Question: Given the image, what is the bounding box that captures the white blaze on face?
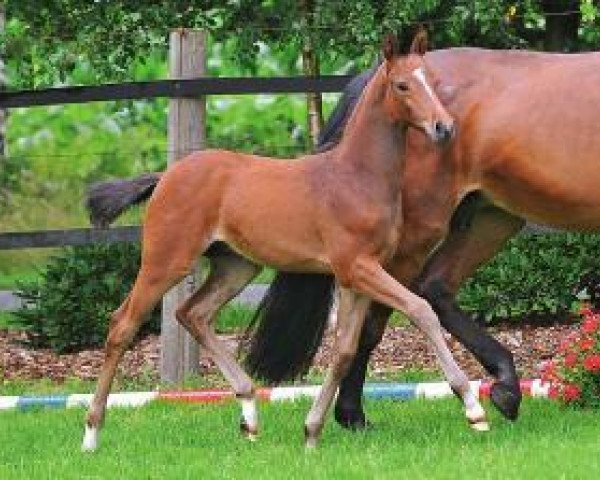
[412,67,437,102]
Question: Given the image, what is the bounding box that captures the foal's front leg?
[351,257,489,432]
[304,288,372,448]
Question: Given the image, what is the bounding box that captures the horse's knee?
[105,309,138,351]
[175,305,211,343]
[414,276,451,307]
[407,298,439,330]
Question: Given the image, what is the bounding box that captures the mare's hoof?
[240,420,258,442]
[490,382,522,421]
[334,407,371,431]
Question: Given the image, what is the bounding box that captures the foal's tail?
[86,173,161,227]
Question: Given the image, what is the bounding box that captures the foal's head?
[382,31,455,144]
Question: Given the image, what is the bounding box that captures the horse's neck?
[336,70,407,181]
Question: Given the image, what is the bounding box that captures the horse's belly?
[484,170,600,231]
[214,217,330,273]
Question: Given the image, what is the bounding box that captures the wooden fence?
[0,73,352,252]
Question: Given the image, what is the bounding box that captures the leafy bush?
[541,304,600,408]
[12,243,159,353]
[457,232,600,323]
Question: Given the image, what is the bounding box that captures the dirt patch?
[0,321,575,385]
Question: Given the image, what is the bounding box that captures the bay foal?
[83,32,486,451]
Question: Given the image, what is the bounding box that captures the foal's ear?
[409,27,428,56]
[382,34,400,61]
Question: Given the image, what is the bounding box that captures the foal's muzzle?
[433,120,456,144]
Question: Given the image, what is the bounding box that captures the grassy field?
[0,398,599,479]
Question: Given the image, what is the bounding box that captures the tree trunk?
[542,0,580,52]
[300,0,323,150]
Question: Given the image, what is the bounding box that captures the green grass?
[0,399,599,479]
[0,311,17,329]
[216,304,255,334]
[0,268,42,289]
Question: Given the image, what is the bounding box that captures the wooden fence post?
[160,29,206,384]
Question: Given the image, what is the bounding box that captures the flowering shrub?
[541,304,600,407]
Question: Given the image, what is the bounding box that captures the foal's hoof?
[240,420,258,442]
[334,407,371,431]
[81,425,99,453]
[304,426,319,449]
[490,382,522,421]
[468,418,490,432]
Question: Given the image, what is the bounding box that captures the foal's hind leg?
[350,257,489,432]
[304,288,371,447]
[82,262,188,452]
[175,253,261,439]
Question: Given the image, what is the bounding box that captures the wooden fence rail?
[0,75,353,109]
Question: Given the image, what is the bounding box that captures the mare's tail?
[86,173,161,227]
[243,67,376,383]
[243,273,335,382]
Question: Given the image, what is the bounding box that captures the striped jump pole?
[0,379,549,412]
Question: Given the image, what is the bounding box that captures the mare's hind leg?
[304,288,372,447]
[175,253,261,439]
[350,257,489,432]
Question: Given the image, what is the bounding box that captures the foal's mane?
[336,63,387,142]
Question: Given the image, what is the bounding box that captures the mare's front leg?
[415,199,524,420]
[334,302,390,430]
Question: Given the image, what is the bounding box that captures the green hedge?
[11,232,600,353]
[457,232,600,322]
[12,243,159,353]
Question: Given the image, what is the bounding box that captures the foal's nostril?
[433,121,455,142]
[434,121,445,137]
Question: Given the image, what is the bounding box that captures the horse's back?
[463,52,600,230]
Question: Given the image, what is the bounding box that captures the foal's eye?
[394,81,409,92]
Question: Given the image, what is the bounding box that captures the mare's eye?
[394,81,409,92]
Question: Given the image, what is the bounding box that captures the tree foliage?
[5,1,600,89]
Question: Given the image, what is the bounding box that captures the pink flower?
[583,354,600,372]
[540,360,556,382]
[582,316,600,334]
[548,384,560,399]
[564,352,578,368]
[579,337,595,351]
[562,384,581,402]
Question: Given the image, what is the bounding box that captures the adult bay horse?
[246,46,600,429]
[82,33,486,452]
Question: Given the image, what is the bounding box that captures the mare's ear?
[409,27,428,56]
[382,34,400,61]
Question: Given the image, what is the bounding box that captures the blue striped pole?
[0,379,548,412]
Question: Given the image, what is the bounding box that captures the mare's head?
[382,30,455,145]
